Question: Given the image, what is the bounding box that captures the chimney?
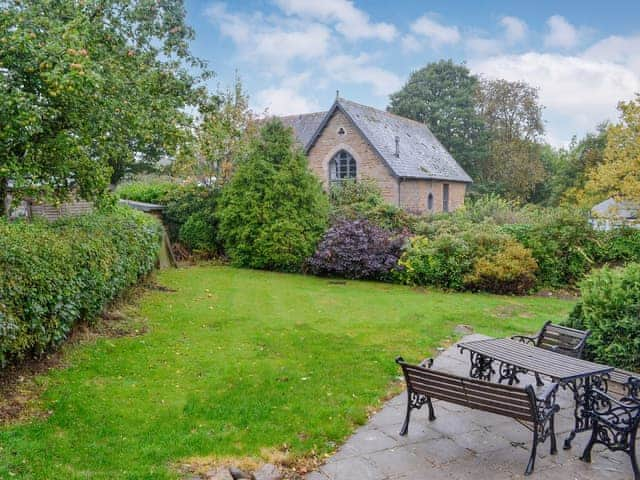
[394,135,400,157]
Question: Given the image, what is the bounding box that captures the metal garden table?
[457,337,613,449]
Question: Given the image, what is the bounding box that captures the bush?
[397,226,526,291]
[501,207,598,286]
[306,219,405,280]
[464,241,538,294]
[163,184,220,255]
[217,120,329,272]
[329,178,383,209]
[566,264,640,370]
[398,234,473,290]
[0,207,161,366]
[115,176,180,204]
[597,227,640,265]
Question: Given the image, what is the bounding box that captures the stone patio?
[305,334,635,480]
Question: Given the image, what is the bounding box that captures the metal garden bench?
[396,357,560,476]
[580,386,640,479]
[512,321,591,386]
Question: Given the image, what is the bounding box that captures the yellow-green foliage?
[464,241,538,294]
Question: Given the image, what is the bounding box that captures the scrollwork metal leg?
[469,352,495,381]
[525,428,538,476]
[498,362,525,385]
[400,390,429,436]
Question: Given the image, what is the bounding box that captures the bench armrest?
[534,382,560,421]
[587,388,640,431]
[511,334,537,346]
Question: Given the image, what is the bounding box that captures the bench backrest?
[537,321,590,357]
[398,360,536,422]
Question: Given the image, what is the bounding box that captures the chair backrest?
[537,321,590,357]
[397,359,536,422]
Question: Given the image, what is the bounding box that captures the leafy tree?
[174,76,256,186]
[476,79,546,202]
[579,96,640,204]
[388,60,488,178]
[0,0,209,213]
[217,120,329,272]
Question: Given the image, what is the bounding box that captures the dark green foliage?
[163,184,220,254]
[306,219,405,280]
[217,120,329,272]
[0,208,161,366]
[388,60,487,178]
[500,208,599,287]
[566,264,640,370]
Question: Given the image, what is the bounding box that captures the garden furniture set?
[397,322,640,477]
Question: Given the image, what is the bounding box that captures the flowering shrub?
[306,219,405,280]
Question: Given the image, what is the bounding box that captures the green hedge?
[115,177,180,204]
[0,207,162,366]
[566,263,640,370]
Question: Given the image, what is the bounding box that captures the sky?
[185,0,640,146]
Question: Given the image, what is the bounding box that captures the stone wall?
[306,110,399,205]
[399,179,466,213]
[306,109,467,213]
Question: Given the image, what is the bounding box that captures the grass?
[0,266,575,479]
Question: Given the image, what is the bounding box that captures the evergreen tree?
[217,120,329,272]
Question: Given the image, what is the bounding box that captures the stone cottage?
[280,96,472,214]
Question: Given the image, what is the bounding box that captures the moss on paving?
[0,266,574,479]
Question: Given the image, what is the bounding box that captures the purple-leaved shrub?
[306,219,405,280]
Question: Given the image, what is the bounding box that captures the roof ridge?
[337,97,431,130]
[277,111,326,120]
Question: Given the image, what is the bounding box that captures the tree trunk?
[0,177,8,218]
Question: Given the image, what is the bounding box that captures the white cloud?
[274,0,397,41]
[544,15,580,49]
[255,87,322,116]
[205,3,331,72]
[323,54,403,95]
[410,15,460,47]
[500,16,527,44]
[401,34,421,53]
[466,36,501,56]
[583,34,640,75]
[471,52,640,144]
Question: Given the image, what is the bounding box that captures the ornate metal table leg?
[498,362,524,385]
[564,376,593,450]
[468,351,495,381]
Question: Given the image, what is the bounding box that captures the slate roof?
[279,97,472,183]
[592,198,639,219]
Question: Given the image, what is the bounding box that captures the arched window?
[329,150,356,185]
[427,192,434,211]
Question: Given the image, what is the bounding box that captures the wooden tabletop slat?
[457,338,612,382]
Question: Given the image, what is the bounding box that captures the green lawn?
[0,266,574,479]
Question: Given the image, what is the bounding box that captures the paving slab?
[306,334,636,480]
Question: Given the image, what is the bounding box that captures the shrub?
[0,207,161,366]
[179,211,216,253]
[306,219,405,280]
[163,184,220,255]
[217,120,329,272]
[115,176,180,204]
[501,207,598,286]
[464,241,538,294]
[397,234,473,290]
[566,263,640,370]
[397,226,522,291]
[329,178,383,209]
[597,227,640,265]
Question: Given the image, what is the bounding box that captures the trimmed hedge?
[566,263,640,370]
[0,207,162,366]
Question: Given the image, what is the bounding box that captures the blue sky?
[186,0,640,146]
